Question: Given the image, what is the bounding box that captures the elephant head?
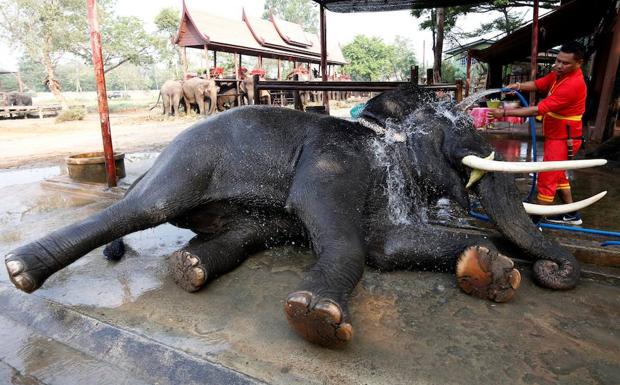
[358,84,606,290]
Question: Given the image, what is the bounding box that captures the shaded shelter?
[469,0,619,143]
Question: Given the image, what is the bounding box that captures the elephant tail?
[103,238,126,261]
[150,91,162,111]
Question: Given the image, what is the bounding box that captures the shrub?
[56,107,86,122]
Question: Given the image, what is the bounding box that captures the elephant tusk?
[462,155,607,173]
[465,152,494,189]
[523,191,607,215]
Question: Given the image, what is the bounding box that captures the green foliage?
[440,61,458,83]
[155,7,180,38]
[263,0,318,34]
[342,35,416,82]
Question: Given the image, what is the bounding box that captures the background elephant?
[216,84,239,111]
[159,80,184,116]
[182,77,218,116]
[240,76,271,105]
[8,92,33,106]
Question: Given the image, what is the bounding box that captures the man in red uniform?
[489,41,587,225]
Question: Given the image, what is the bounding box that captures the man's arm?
[505,80,537,92]
[488,105,538,119]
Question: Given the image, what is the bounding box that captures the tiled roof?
[175,2,347,65]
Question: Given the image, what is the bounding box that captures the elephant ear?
[359,84,433,128]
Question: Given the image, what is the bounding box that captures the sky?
[0,0,535,72]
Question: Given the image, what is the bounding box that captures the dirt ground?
[0,104,356,169]
[0,109,200,169]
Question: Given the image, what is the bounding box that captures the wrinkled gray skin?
[182,77,218,116]
[160,80,184,116]
[216,84,239,111]
[4,85,579,347]
[8,92,33,106]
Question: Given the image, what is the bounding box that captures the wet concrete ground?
[1,150,619,384]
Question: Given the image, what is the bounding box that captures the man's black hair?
[560,41,585,61]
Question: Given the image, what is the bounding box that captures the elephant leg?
[163,95,170,115]
[4,164,215,293]
[171,95,181,116]
[367,225,521,303]
[284,156,368,347]
[169,213,297,293]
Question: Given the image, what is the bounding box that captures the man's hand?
[487,108,505,119]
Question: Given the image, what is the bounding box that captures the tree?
[154,7,182,79]
[386,36,418,81]
[412,1,560,83]
[263,0,319,33]
[342,35,416,82]
[342,35,391,81]
[0,0,158,106]
[0,0,89,106]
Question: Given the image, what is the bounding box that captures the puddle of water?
[0,166,61,189]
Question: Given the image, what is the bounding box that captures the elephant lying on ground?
[5,84,607,348]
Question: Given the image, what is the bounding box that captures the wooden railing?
[251,74,463,111]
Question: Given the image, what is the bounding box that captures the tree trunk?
[40,52,68,109]
[433,8,445,83]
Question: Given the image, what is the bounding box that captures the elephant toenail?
[510,269,522,290]
[336,324,353,341]
[13,274,34,291]
[315,301,342,323]
[191,267,205,283]
[188,256,199,266]
[6,260,24,275]
[287,292,311,308]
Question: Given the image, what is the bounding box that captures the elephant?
[4,84,607,348]
[182,77,218,116]
[216,85,239,112]
[8,92,33,106]
[239,76,271,105]
[158,80,184,116]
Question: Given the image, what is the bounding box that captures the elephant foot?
[5,248,55,293]
[169,251,207,293]
[456,245,521,303]
[284,291,353,348]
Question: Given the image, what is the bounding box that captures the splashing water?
[371,137,414,225]
[455,88,504,111]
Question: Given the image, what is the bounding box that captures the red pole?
[529,0,539,107]
[87,0,116,187]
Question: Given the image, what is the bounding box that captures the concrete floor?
[1,156,619,385]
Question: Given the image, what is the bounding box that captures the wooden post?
[455,79,463,102]
[592,9,620,143]
[234,53,241,106]
[465,54,472,97]
[258,56,263,68]
[426,68,434,85]
[319,4,329,114]
[213,51,217,68]
[253,74,261,105]
[16,71,24,93]
[87,0,116,187]
[293,74,303,111]
[203,45,210,79]
[411,66,418,84]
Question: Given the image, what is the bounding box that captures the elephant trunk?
[475,172,580,290]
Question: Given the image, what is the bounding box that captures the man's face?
[553,51,582,77]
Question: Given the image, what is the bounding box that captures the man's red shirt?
[534,68,586,139]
